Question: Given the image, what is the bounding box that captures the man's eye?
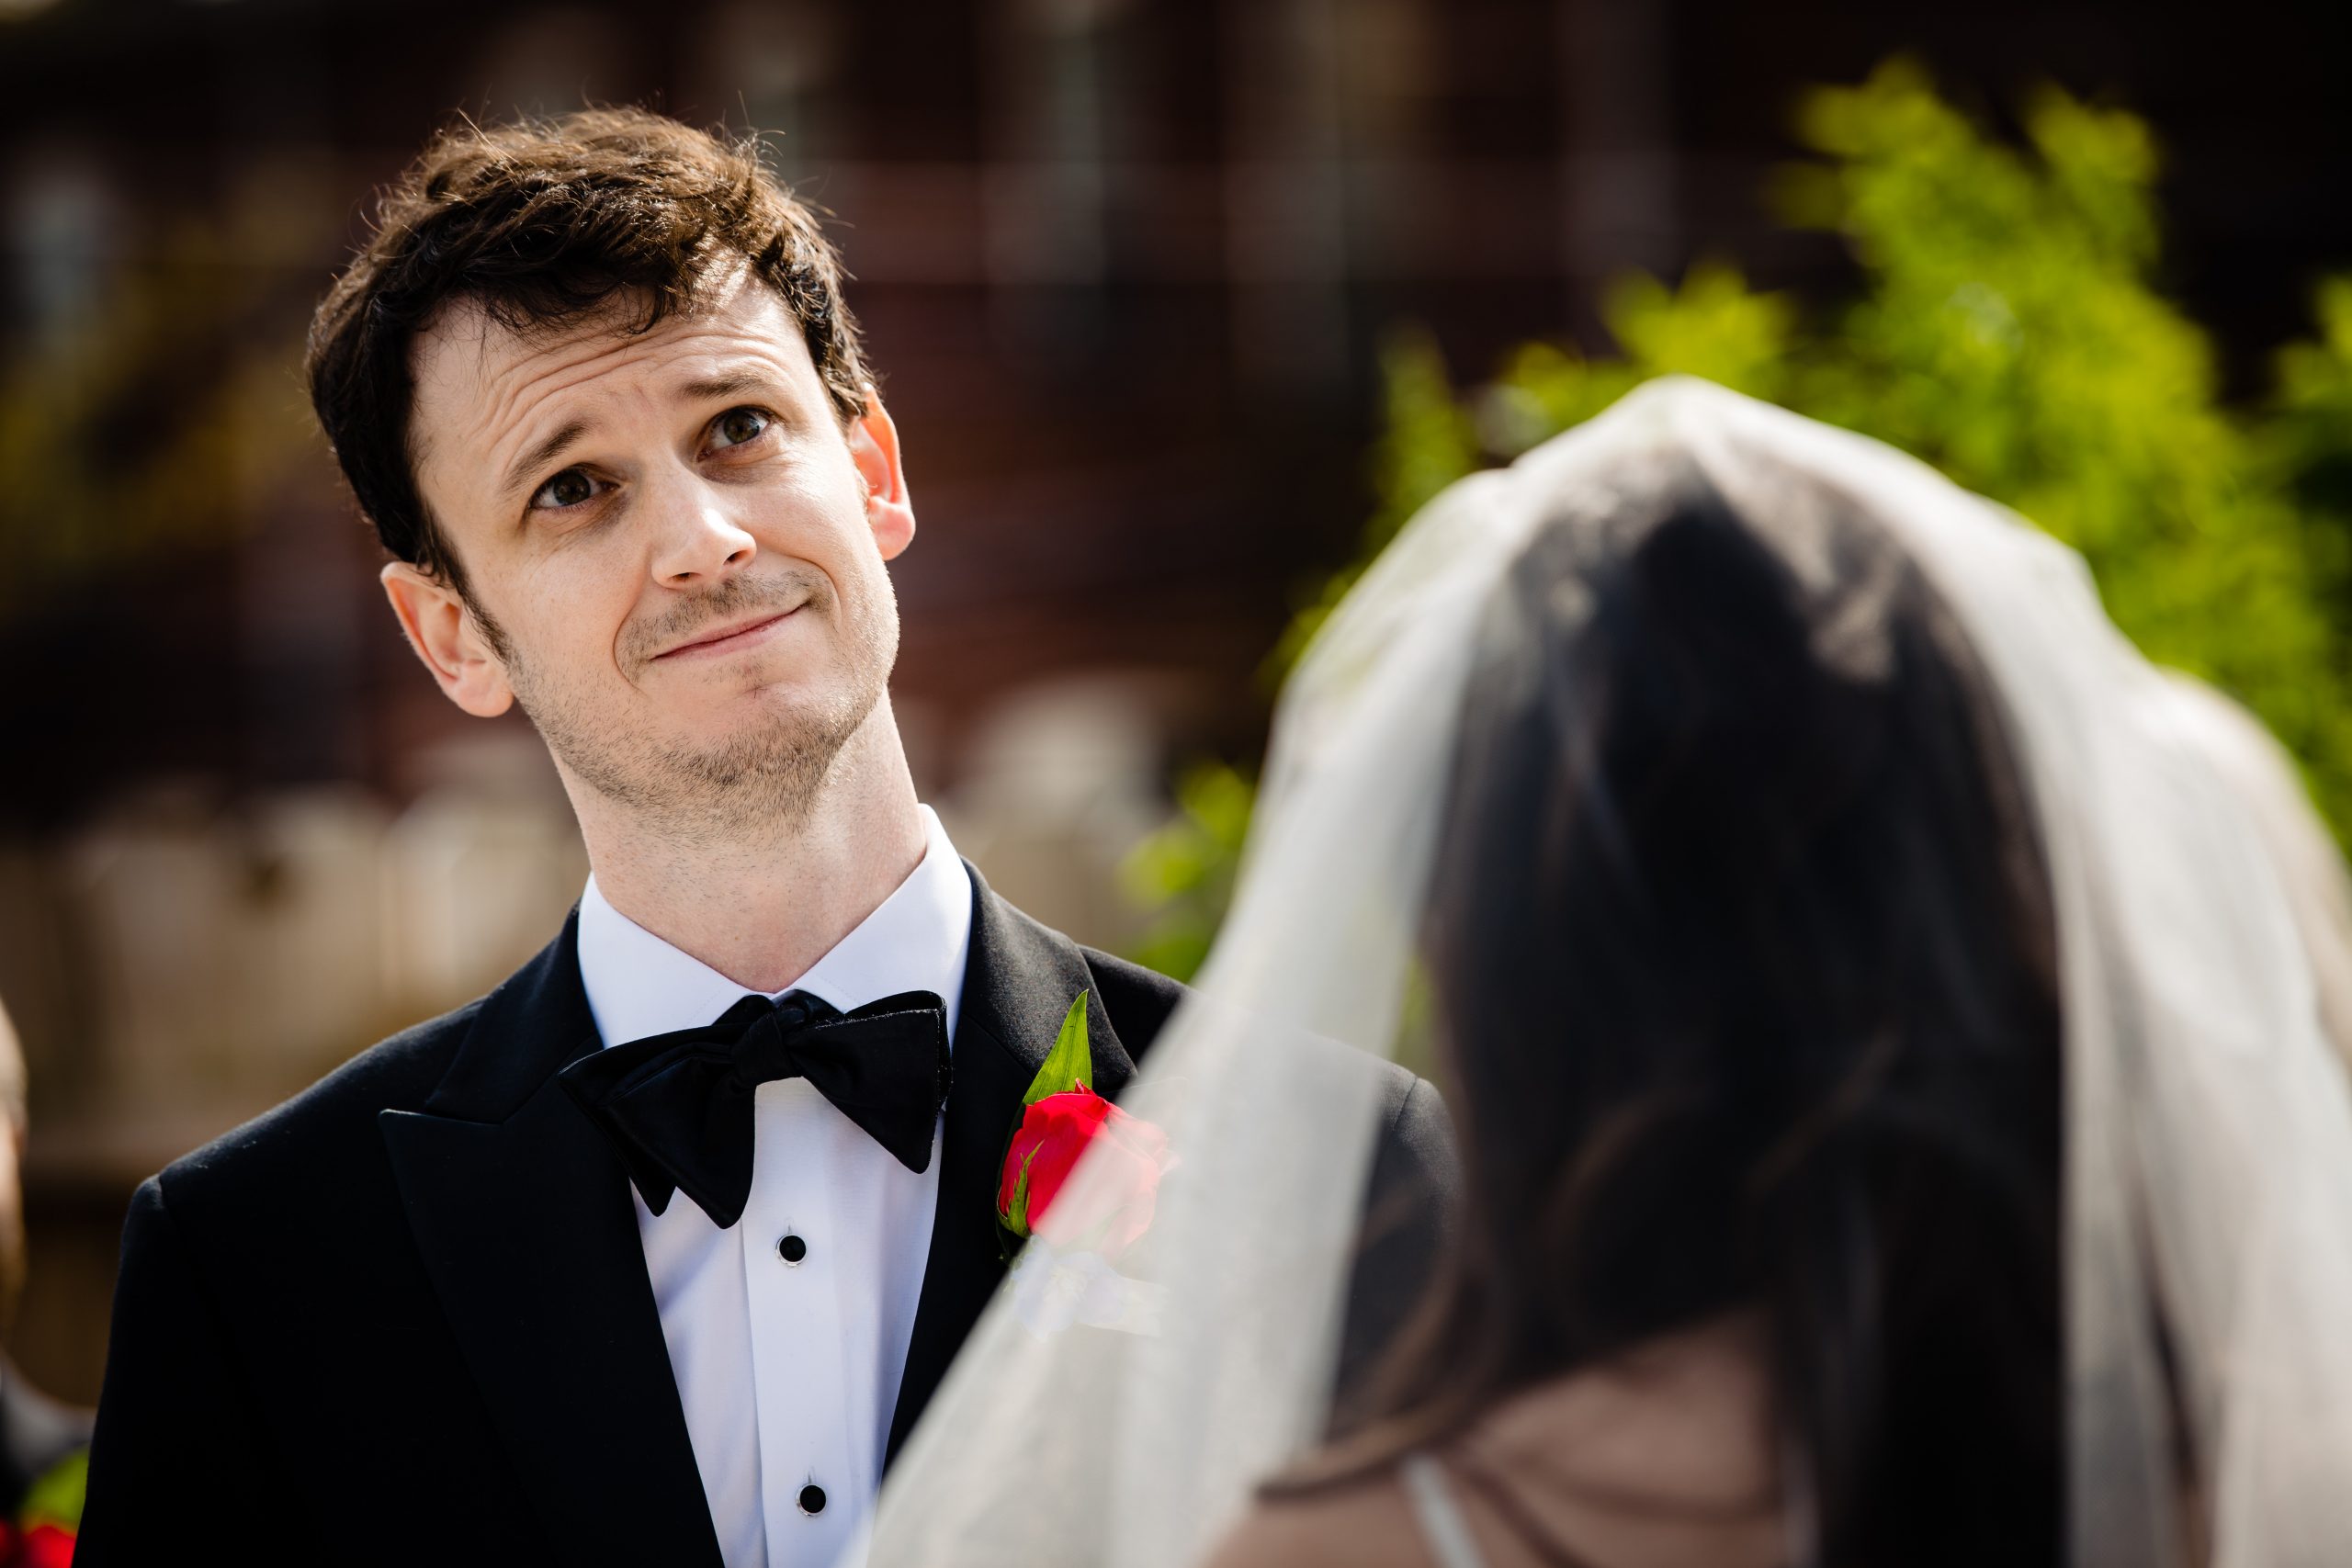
[710,407,771,450]
[531,468,599,510]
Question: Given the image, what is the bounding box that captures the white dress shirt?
[574,806,973,1568]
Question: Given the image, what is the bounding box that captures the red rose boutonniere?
[995,992,1171,1336]
[0,1447,84,1567]
[999,1083,1169,1254]
[0,1521,74,1568]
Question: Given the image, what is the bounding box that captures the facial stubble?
[500,566,898,840]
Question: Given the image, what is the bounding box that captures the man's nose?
[648,478,757,587]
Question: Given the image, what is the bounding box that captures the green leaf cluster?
[1483,59,2352,823]
[1124,60,2352,978]
[1115,763,1257,983]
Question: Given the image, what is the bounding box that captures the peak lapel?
[882,862,1138,1467]
[379,909,722,1568]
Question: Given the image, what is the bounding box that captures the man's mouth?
[653,606,801,661]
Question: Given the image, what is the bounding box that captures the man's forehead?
[413,277,806,406]
[407,275,817,485]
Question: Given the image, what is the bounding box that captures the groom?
[76,108,1453,1566]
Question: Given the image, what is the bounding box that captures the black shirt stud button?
[777,1233,808,1266]
[798,1482,827,1517]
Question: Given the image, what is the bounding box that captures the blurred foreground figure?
[70,104,1457,1568]
[0,999,93,1565]
[865,379,2352,1568]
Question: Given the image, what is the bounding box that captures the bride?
[863,379,2352,1568]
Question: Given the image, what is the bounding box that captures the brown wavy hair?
[1296,456,2067,1566]
[304,107,871,601]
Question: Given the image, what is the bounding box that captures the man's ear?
[379,560,515,718]
[846,389,916,561]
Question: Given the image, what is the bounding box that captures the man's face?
[394,270,914,824]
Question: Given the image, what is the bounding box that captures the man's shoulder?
[153,997,481,1220]
[1064,941,1445,1143]
[1070,940,1442,1137]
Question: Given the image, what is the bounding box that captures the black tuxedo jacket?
[77,863,1454,1566]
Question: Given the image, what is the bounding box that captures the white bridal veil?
[863,378,2352,1567]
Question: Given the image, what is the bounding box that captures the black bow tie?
[557,989,952,1229]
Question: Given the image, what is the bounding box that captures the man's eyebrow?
[679,370,783,401]
[499,419,589,502]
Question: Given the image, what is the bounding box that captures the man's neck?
[566,705,932,993]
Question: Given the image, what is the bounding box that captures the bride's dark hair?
[1311,457,2065,1565]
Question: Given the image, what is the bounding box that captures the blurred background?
[1,0,2349,1413]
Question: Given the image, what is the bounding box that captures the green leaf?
[1001,1146,1038,1236]
[19,1446,85,1530]
[1022,990,1094,1108]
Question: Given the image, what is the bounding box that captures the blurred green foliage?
[1123,59,2352,979]
[19,1445,85,1533]
[1117,760,1255,984]
[0,201,321,625]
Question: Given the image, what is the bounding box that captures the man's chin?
[663,696,875,789]
[530,660,885,816]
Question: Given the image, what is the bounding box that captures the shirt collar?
[575,805,973,1051]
